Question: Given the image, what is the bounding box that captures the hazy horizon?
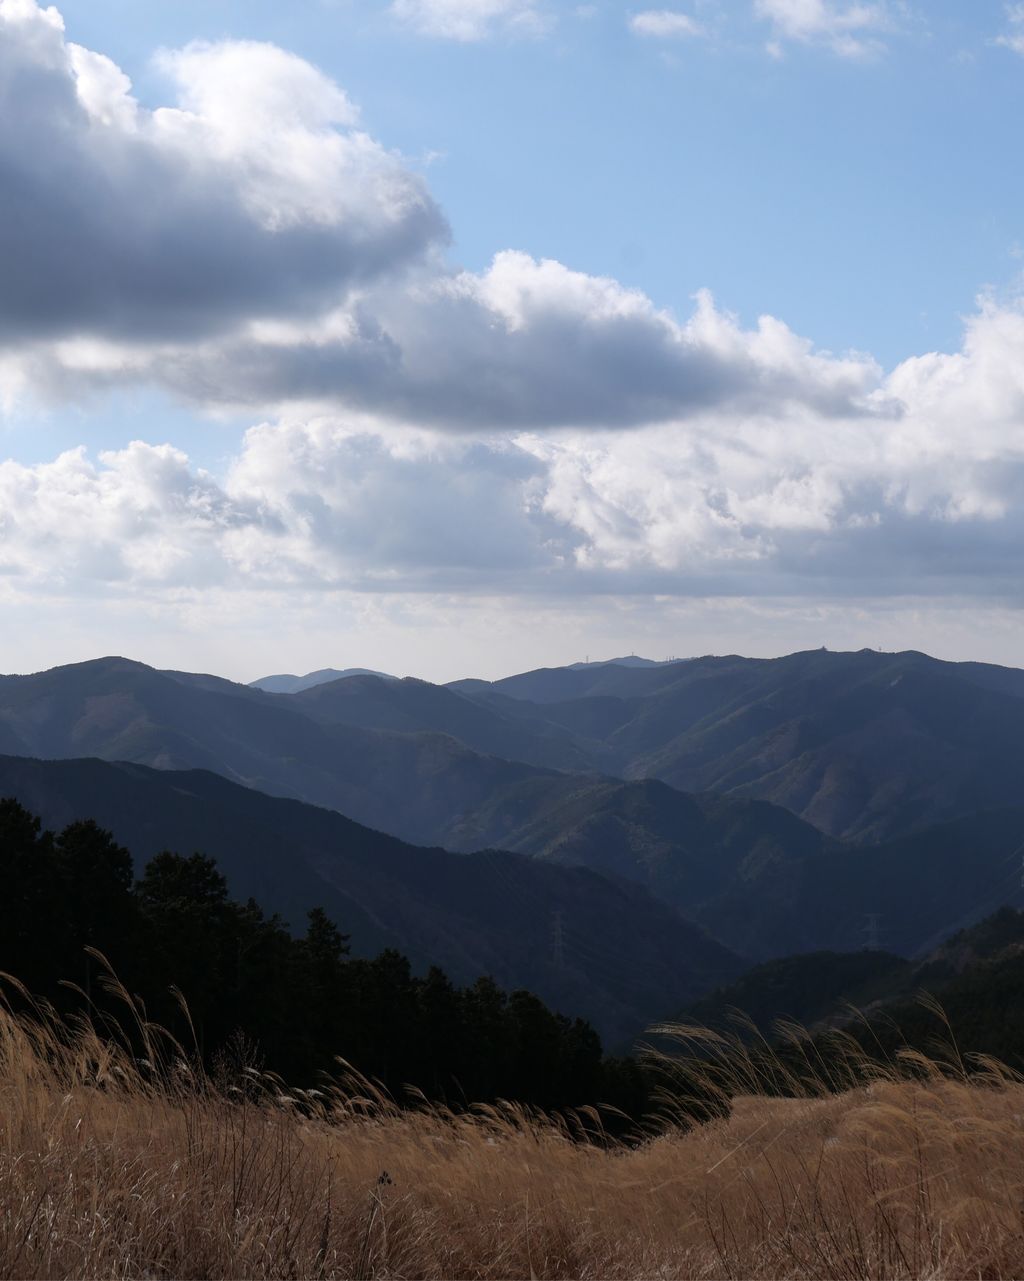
[5,632,1024,688]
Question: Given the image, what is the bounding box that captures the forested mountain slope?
[455,648,1024,841]
[289,671,597,771]
[10,648,1024,849]
[0,658,559,845]
[6,649,1024,966]
[440,776,835,958]
[0,753,743,1046]
[686,908,1024,1075]
[0,658,844,936]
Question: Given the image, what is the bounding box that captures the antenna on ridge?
[862,913,882,952]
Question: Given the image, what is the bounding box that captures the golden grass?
[3,992,1024,1279]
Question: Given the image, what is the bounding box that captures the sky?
[2,0,1024,682]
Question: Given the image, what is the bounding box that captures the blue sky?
[3,0,1024,679]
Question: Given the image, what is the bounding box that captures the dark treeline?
[830,913,1024,1074]
[0,799,649,1118]
[684,907,1024,1100]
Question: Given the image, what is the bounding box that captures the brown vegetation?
[2,990,1024,1280]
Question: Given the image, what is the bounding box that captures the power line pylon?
[550,910,566,971]
[863,913,882,951]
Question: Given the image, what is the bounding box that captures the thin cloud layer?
[628,10,704,38]
[390,0,548,40]
[754,0,892,57]
[996,3,1024,55]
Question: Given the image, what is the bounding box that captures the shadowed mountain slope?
[0,660,836,929]
[289,673,597,772]
[682,906,1024,1048]
[455,648,1024,841]
[12,649,1024,849]
[688,908,1024,1074]
[8,653,1024,961]
[683,949,912,1037]
[0,753,743,1046]
[439,776,834,959]
[0,658,559,846]
[682,806,1024,967]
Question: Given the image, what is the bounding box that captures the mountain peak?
[566,655,687,671]
[0,656,154,681]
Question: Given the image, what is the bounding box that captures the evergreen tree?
[0,801,654,1122]
[52,819,135,1000]
[416,965,465,1100]
[0,799,56,992]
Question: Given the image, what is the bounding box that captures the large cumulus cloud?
[4,0,1024,631]
[0,0,884,428]
[0,427,574,590]
[5,290,1024,603]
[0,0,445,345]
[9,254,889,429]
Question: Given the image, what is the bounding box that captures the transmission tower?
[862,913,882,951]
[550,910,566,971]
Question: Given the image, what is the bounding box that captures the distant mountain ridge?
[250,667,394,693]
[0,656,850,958]
[451,647,1024,841]
[249,655,675,694]
[6,649,1024,967]
[0,657,562,845]
[566,656,687,671]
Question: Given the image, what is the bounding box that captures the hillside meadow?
[2,993,1024,1280]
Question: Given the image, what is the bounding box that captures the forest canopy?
[0,798,649,1117]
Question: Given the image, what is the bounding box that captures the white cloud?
[0,0,444,346]
[0,442,250,587]
[0,0,886,429]
[389,0,548,41]
[754,0,892,57]
[5,0,1024,654]
[996,3,1024,55]
[12,255,885,428]
[5,293,1024,608]
[0,426,566,590]
[223,420,565,583]
[628,10,703,38]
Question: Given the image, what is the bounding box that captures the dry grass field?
[2,984,1023,1280]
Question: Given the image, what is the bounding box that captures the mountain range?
[452,647,1024,842]
[3,646,1024,1040]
